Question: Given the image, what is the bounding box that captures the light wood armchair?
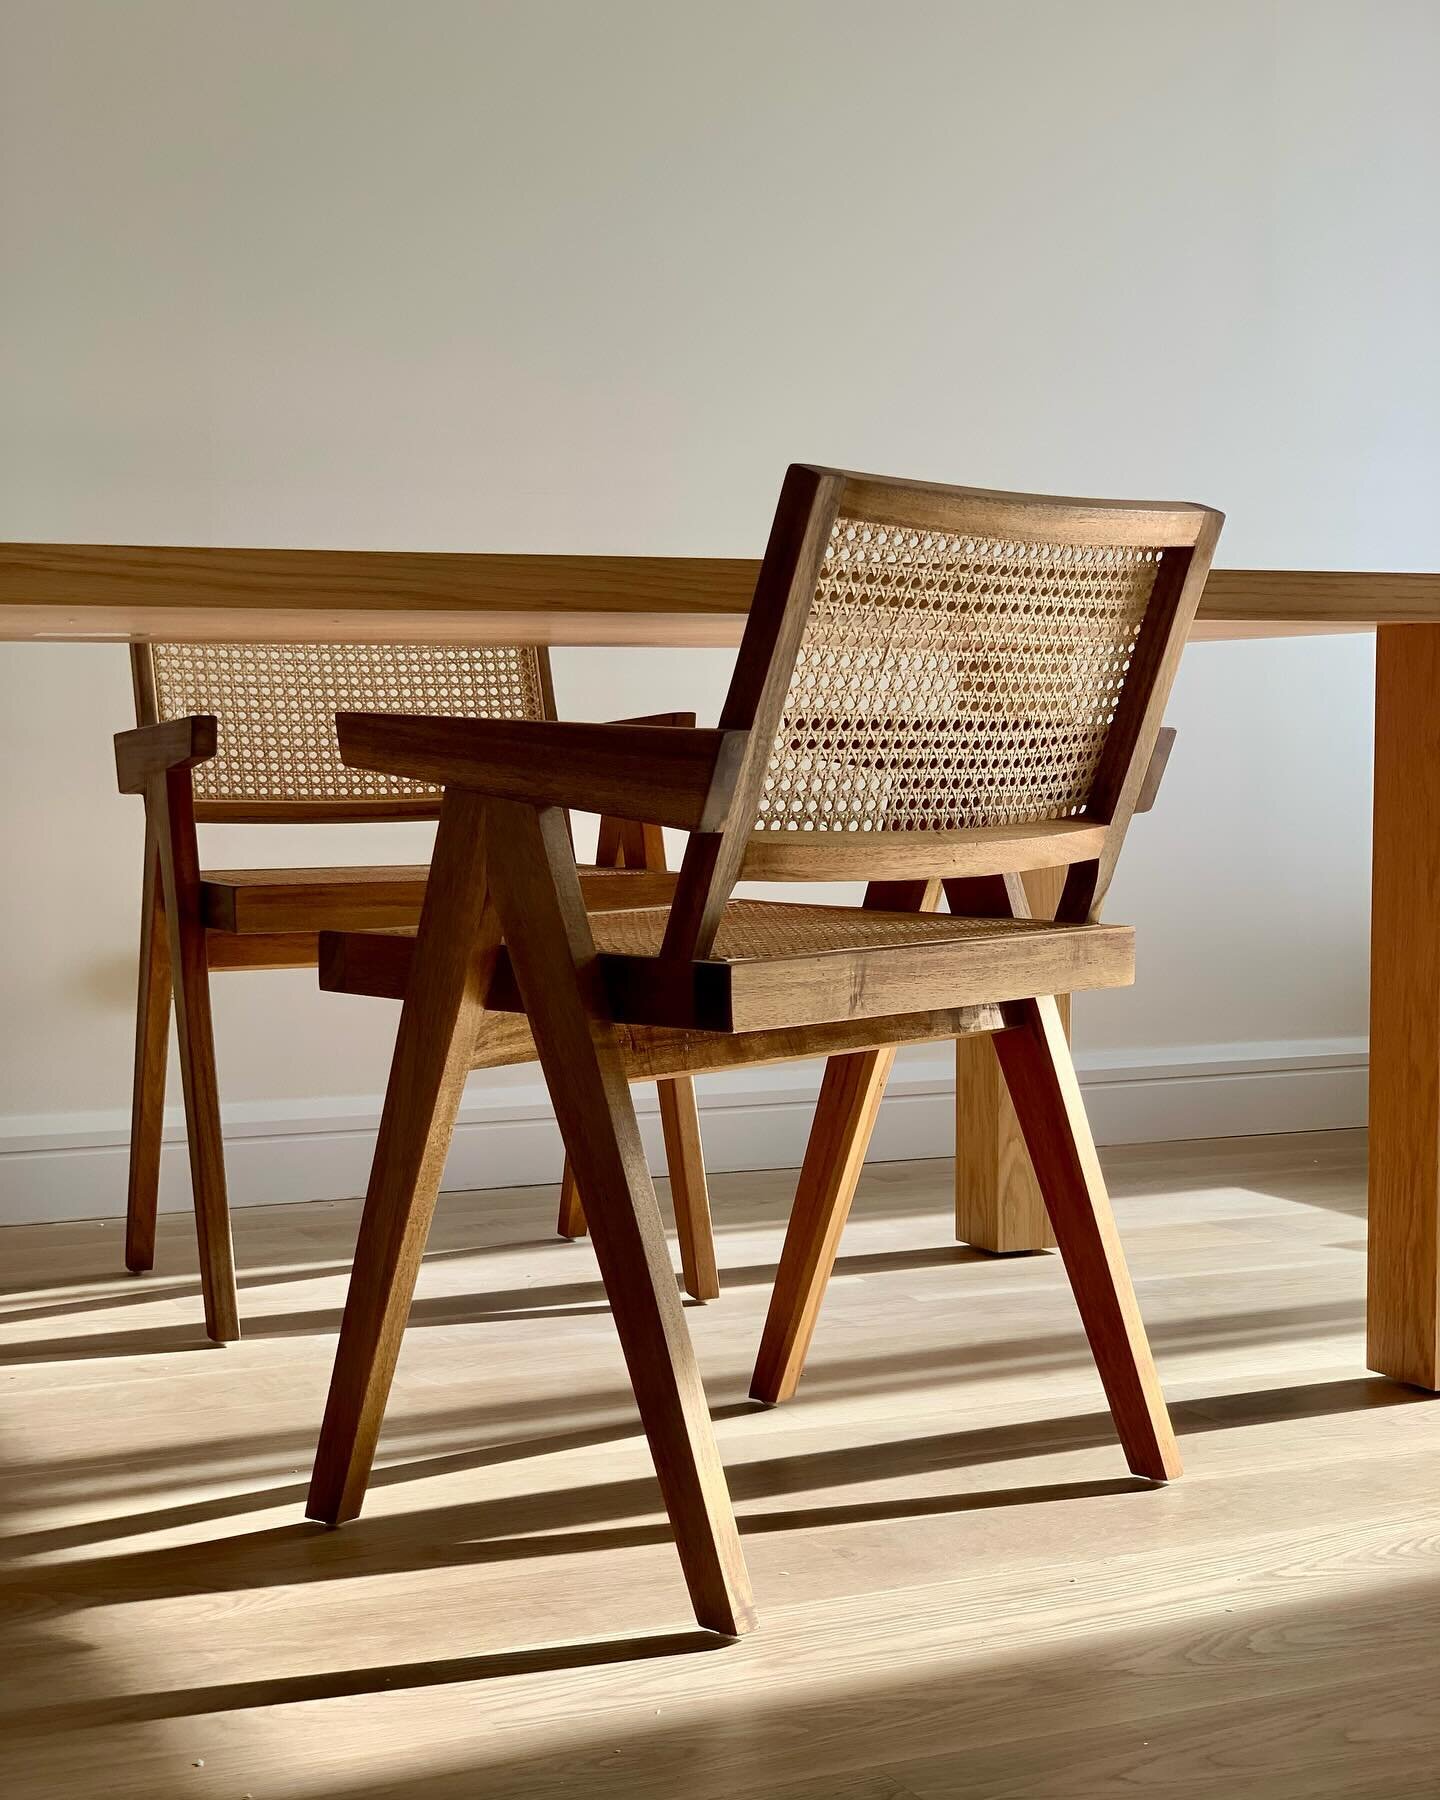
[306,465,1222,1638]
[114,641,716,1342]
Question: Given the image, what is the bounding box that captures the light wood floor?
[3,1128,1438,1799]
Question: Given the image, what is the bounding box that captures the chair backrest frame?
[661,464,1221,960]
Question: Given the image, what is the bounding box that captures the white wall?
[2,1,1437,1216]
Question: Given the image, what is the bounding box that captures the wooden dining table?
[3,541,1438,1390]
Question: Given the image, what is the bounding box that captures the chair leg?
[491,798,754,1637]
[658,1077,718,1301]
[308,788,498,1526]
[553,812,627,1243]
[993,995,1182,1481]
[750,876,936,1404]
[151,772,239,1342]
[750,1045,897,1403]
[556,1157,587,1238]
[569,815,719,1295]
[126,825,171,1275]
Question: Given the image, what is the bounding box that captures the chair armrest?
[335,713,747,832]
[606,711,697,729]
[115,716,218,794]
[1135,726,1177,815]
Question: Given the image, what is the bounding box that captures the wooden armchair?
[306,465,1222,1639]
[114,640,716,1342]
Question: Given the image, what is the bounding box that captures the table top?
[2,541,1437,645]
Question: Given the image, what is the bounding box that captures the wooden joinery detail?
[115,715,216,793]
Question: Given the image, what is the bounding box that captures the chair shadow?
[0,1242,988,1363]
[0,1474,1141,1741]
[255,1570,1440,1800]
[0,1234,605,1328]
[0,1627,727,1739]
[3,1376,1422,1610]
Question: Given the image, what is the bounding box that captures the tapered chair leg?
[309,789,498,1525]
[750,1045,897,1403]
[492,798,755,1637]
[556,1158,587,1238]
[556,1082,716,1300]
[750,877,938,1403]
[993,995,1182,1481]
[560,817,719,1300]
[150,772,240,1343]
[555,814,627,1242]
[659,1077,718,1301]
[126,826,171,1276]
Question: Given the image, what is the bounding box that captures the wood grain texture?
[203,931,322,971]
[113,715,216,792]
[1367,623,1440,1388]
[336,713,747,832]
[750,1044,902,1405]
[949,729,1169,1258]
[739,821,1109,882]
[552,813,717,1301]
[123,822,170,1276]
[555,1161,587,1240]
[620,816,718,1302]
[992,994,1181,1480]
[1059,511,1223,925]
[2,1129,1418,1800]
[600,914,1134,1034]
[750,879,942,1405]
[146,768,239,1342]
[1134,725,1177,814]
[307,786,501,1524]
[321,926,1006,1072]
[953,866,1066,1255]
[7,538,1437,647]
[199,865,431,934]
[832,470,1214,547]
[484,799,754,1637]
[0,542,761,644]
[658,1079,719,1303]
[661,466,846,962]
[1199,566,1440,625]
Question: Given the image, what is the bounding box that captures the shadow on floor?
[7,1533,1440,1800]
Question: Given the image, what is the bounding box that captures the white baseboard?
[0,1036,1367,1228]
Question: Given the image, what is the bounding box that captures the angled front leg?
[993,995,1180,1480]
[308,786,498,1524]
[490,797,754,1637]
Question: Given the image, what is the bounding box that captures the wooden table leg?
[1368,624,1440,1389]
[954,865,1066,1254]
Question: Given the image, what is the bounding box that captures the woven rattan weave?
[146,641,548,805]
[587,900,1075,961]
[755,517,1162,836]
